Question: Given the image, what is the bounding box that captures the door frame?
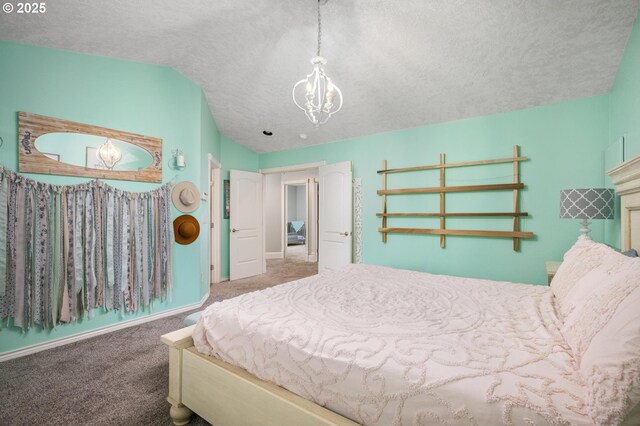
[208,154,222,285]
[261,162,325,266]
[282,179,308,260]
[259,161,326,175]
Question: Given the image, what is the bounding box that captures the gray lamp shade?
[560,188,615,219]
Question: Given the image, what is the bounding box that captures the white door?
[307,179,319,262]
[319,161,352,272]
[230,170,263,281]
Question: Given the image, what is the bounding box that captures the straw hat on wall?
[172,181,200,213]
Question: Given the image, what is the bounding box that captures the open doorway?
[285,183,307,261]
[263,167,319,275]
[283,180,318,263]
[261,160,353,276]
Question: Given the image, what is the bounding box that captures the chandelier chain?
[317,0,322,57]
[292,0,342,126]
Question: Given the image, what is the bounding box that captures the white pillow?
[559,244,623,320]
[550,236,608,318]
[560,251,640,424]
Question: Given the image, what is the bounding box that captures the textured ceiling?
[1,0,638,153]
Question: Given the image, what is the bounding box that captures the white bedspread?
[193,264,591,425]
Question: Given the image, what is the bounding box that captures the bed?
[162,155,640,426]
[287,221,306,246]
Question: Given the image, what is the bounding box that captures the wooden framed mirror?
[18,112,163,183]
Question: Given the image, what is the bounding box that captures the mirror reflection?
[35,133,153,171]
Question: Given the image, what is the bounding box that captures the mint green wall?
[198,94,222,295]
[1,25,634,352]
[220,135,260,279]
[0,41,222,353]
[197,103,259,282]
[610,15,640,161]
[605,14,640,248]
[261,96,610,285]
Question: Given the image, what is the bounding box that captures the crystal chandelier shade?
[292,1,343,126]
[96,138,122,170]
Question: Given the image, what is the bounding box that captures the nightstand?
[545,261,562,285]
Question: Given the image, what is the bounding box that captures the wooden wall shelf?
[378,146,533,251]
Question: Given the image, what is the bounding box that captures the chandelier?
[292,0,343,127]
[96,138,122,170]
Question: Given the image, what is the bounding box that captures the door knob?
[232,228,238,233]
[341,231,350,236]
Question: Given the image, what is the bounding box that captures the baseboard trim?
[0,292,210,363]
[265,251,284,260]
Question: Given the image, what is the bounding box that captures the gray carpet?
[0,257,317,426]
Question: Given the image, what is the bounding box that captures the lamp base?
[579,218,591,238]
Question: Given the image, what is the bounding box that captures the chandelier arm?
[328,82,343,113]
[313,68,322,108]
[292,79,308,110]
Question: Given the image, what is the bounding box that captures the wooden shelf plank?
[376,156,529,174]
[513,145,520,251]
[439,153,445,248]
[381,160,387,243]
[377,183,523,195]
[376,212,529,217]
[378,227,534,239]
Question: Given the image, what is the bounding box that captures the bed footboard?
[161,325,358,426]
[161,325,196,426]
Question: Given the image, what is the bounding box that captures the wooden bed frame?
[161,154,640,426]
[161,326,357,426]
[609,154,640,251]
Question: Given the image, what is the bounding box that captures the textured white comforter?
[193,264,591,425]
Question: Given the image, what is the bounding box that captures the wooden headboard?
[609,154,640,250]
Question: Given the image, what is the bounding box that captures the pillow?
[559,261,610,323]
[183,310,203,327]
[559,251,640,424]
[560,247,639,359]
[550,236,609,319]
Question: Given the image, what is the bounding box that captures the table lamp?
[560,188,615,237]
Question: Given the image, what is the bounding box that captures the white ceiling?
[1,0,638,153]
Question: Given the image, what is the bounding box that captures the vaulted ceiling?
[1,0,638,152]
